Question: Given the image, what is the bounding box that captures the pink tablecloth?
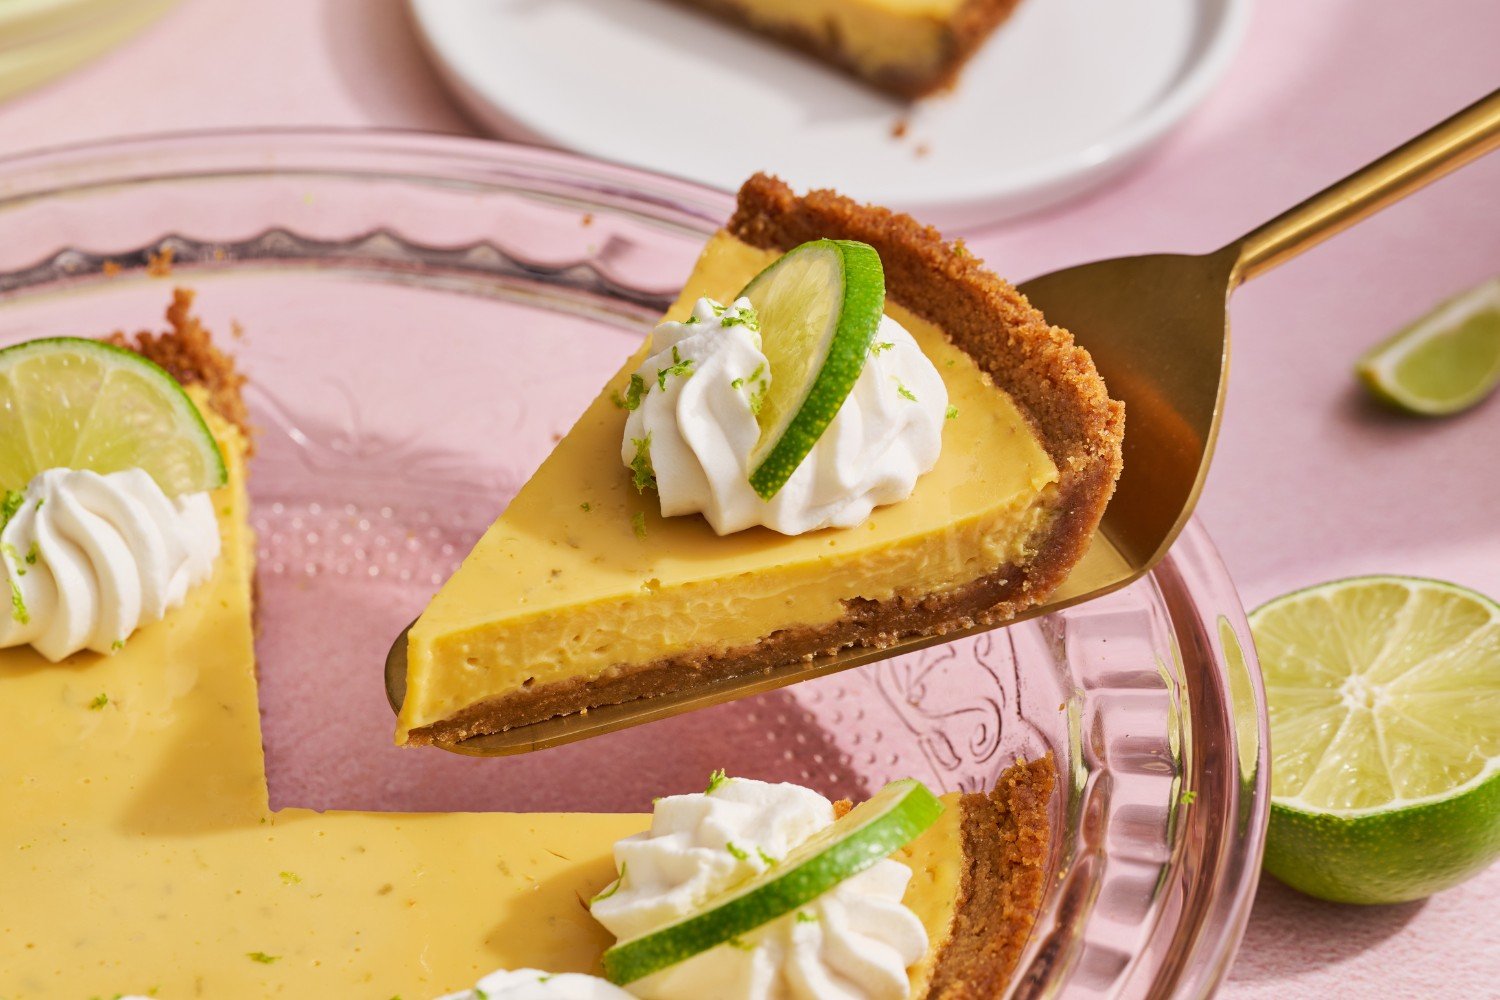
[2,1,1496,996]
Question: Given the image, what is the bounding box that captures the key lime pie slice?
[399,174,1123,747]
[1,291,1057,997]
[666,0,1028,98]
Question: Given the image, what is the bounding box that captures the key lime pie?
[2,288,1057,997]
[666,0,1028,98]
[399,174,1123,747]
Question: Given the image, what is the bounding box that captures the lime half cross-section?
[1253,576,1500,903]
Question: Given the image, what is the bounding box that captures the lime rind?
[1356,277,1500,416]
[1265,769,1500,905]
[739,239,885,501]
[601,778,943,985]
[0,336,226,496]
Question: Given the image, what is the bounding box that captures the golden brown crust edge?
[926,755,1055,998]
[105,287,252,448]
[664,0,1027,100]
[405,176,1122,746]
[729,173,1124,592]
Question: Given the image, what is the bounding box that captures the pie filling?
[399,233,1060,743]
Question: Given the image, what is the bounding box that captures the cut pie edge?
[924,754,1057,998]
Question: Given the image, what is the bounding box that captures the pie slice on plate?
[398,174,1123,747]
[667,0,1029,99]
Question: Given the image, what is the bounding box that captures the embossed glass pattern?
[0,131,1268,998]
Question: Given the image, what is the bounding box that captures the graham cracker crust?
[105,287,251,447]
[667,0,1027,99]
[927,755,1055,998]
[405,176,1122,746]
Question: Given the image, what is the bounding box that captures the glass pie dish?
[0,129,1269,998]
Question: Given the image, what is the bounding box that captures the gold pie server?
[389,88,1500,756]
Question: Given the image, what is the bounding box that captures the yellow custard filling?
[400,233,1059,742]
[897,792,966,997]
[0,392,970,997]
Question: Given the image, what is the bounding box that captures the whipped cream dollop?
[591,776,927,1000]
[436,968,632,1000]
[0,468,220,661]
[621,297,947,536]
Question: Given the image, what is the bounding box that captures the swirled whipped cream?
[0,468,220,661]
[620,297,947,536]
[591,775,927,1000]
[436,968,632,999]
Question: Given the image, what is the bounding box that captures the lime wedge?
[0,337,226,496]
[1356,277,1500,416]
[1252,576,1500,903]
[739,239,885,500]
[602,778,942,985]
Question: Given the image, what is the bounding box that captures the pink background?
[2,0,1497,996]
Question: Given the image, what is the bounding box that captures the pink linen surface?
[0,0,1495,996]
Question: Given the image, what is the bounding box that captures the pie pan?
[0,129,1268,998]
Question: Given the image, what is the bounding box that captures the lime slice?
[739,239,885,500]
[1356,277,1500,416]
[1252,576,1500,904]
[0,337,226,496]
[602,778,942,985]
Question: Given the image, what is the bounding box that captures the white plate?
[410,0,1248,230]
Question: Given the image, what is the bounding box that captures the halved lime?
[0,337,225,496]
[601,778,942,985]
[1252,576,1500,904]
[1356,277,1500,416]
[738,239,885,500]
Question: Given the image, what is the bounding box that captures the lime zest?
[89,693,108,710]
[945,405,958,420]
[631,512,647,541]
[1,490,23,527]
[612,374,650,411]
[705,769,729,794]
[629,434,656,494]
[656,346,694,390]
[246,951,279,964]
[895,381,916,402]
[720,303,760,332]
[10,581,29,624]
[725,841,749,861]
